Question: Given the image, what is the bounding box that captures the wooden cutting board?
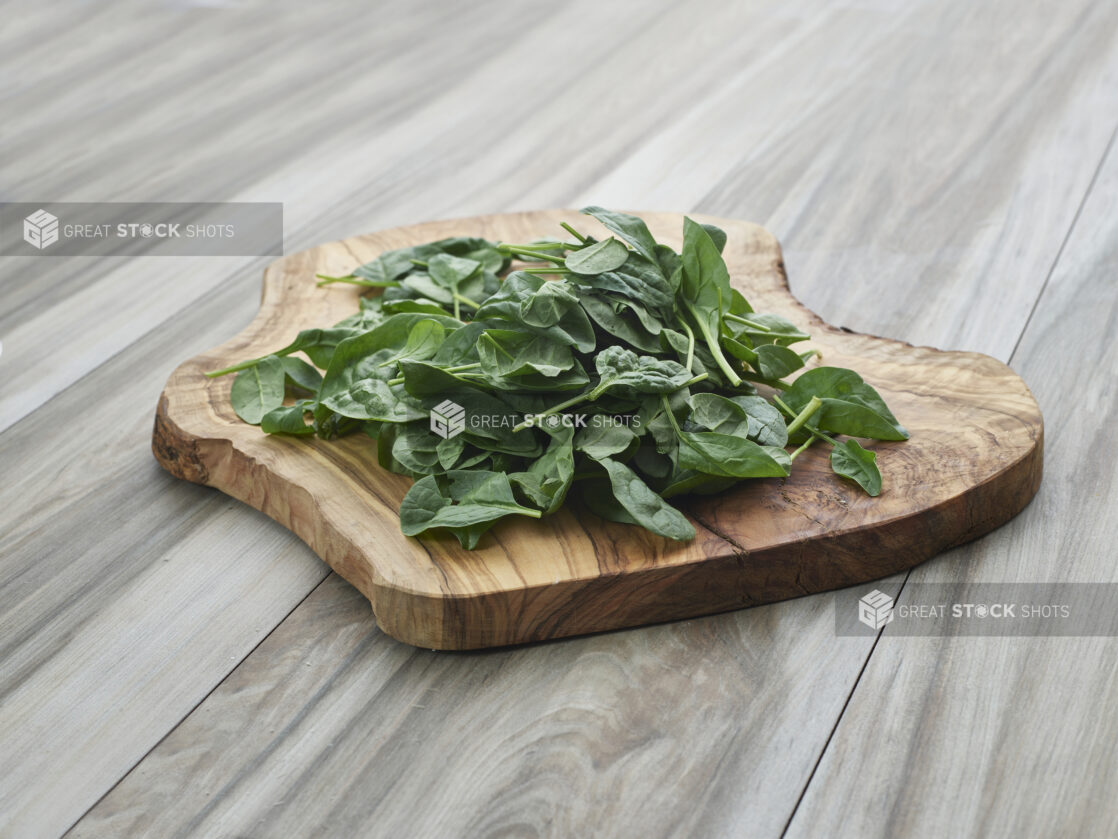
[153,211,1043,649]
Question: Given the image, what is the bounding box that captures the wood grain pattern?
[784,129,1118,839]
[0,0,809,434]
[0,273,332,839]
[0,1,1111,836]
[584,0,1118,360]
[153,210,1043,649]
[65,574,893,839]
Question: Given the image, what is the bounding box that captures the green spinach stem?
[680,320,695,373]
[500,245,567,265]
[515,373,709,433]
[724,313,804,341]
[742,371,794,389]
[501,240,564,251]
[386,362,480,387]
[206,352,292,378]
[724,313,771,331]
[784,396,822,437]
[689,311,742,386]
[315,274,398,288]
[661,394,684,436]
[560,222,587,244]
[774,395,837,447]
[512,390,595,432]
[789,436,816,461]
[453,292,480,310]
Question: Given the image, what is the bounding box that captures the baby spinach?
[427,253,483,319]
[281,357,323,394]
[830,438,882,496]
[581,206,661,264]
[676,432,791,479]
[781,367,909,441]
[231,355,285,424]
[596,457,696,542]
[509,426,575,514]
[399,471,542,549]
[375,320,446,369]
[581,294,663,354]
[260,399,315,436]
[565,238,630,275]
[476,328,575,378]
[574,422,637,460]
[210,210,908,548]
[678,218,742,386]
[589,346,694,399]
[753,344,805,380]
[663,394,790,479]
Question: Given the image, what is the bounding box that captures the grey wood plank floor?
[785,128,1118,839]
[0,1,1114,837]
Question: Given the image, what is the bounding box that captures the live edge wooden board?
[153,211,1043,650]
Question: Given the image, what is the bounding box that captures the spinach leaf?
[207,328,360,378]
[700,223,727,253]
[436,434,466,471]
[261,399,315,436]
[318,321,454,421]
[392,424,447,476]
[475,272,596,352]
[568,255,673,312]
[753,343,805,380]
[565,238,630,275]
[333,297,387,331]
[231,355,285,424]
[321,378,426,423]
[831,439,882,496]
[578,479,642,527]
[428,253,481,288]
[595,457,696,541]
[729,395,788,447]
[581,293,663,354]
[519,279,580,327]
[476,329,575,378]
[281,357,323,394]
[581,206,660,264]
[589,345,693,399]
[219,210,908,545]
[399,471,542,549]
[678,217,742,386]
[676,432,791,478]
[431,321,487,365]
[727,312,810,346]
[355,236,503,287]
[509,426,575,513]
[427,253,483,318]
[655,244,683,292]
[382,298,453,316]
[574,422,637,460]
[688,392,752,437]
[374,320,446,372]
[781,367,908,441]
[658,470,738,499]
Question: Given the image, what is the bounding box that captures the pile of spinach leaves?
[208,208,908,549]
